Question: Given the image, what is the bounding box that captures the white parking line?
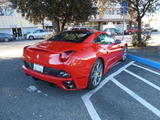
[111,78,160,118]
[81,61,134,120]
[133,64,160,76]
[82,91,102,120]
[124,69,160,91]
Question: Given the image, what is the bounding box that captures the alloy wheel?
[90,61,103,87]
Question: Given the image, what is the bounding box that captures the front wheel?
[29,36,34,40]
[88,59,104,89]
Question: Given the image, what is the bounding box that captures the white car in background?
[103,28,122,36]
[26,29,53,40]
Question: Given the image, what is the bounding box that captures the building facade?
[0,0,41,37]
[88,2,130,31]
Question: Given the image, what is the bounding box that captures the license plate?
[33,64,44,73]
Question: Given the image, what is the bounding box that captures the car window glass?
[94,34,115,44]
[104,29,109,32]
[107,29,111,32]
[34,30,44,33]
[48,31,93,43]
[40,30,45,32]
[33,30,39,33]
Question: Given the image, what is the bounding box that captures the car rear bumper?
[22,65,86,90]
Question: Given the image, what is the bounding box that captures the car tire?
[4,38,9,42]
[121,47,128,61]
[88,59,104,89]
[29,36,34,40]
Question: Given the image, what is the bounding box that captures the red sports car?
[23,30,127,90]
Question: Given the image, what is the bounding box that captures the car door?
[33,30,41,38]
[93,33,115,70]
[107,38,123,64]
[95,33,122,68]
[103,34,121,65]
[39,30,46,38]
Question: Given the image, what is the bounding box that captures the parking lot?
[0,40,160,120]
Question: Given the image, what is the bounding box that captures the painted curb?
[127,54,160,69]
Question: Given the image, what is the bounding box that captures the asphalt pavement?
[0,40,160,120]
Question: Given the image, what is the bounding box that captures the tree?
[126,0,160,46]
[9,0,97,33]
[10,0,46,29]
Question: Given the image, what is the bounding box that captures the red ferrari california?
[23,30,127,90]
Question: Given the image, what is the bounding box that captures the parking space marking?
[132,64,160,76]
[111,78,160,118]
[124,69,160,91]
[82,91,102,120]
[81,61,134,120]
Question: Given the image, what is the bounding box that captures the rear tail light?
[59,50,75,62]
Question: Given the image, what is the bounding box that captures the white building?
[88,2,130,31]
[0,0,41,37]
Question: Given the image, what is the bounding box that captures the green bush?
[132,32,151,47]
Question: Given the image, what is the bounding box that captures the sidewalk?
[128,46,160,63]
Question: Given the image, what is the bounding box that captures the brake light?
[59,50,75,62]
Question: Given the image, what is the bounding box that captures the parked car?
[23,30,127,90]
[0,33,15,42]
[103,28,122,36]
[26,29,53,40]
[124,27,145,35]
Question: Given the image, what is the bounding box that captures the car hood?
[28,40,85,53]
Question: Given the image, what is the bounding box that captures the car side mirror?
[115,39,121,44]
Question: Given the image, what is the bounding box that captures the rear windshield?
[48,31,93,43]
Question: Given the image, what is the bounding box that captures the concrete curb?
[127,54,160,69]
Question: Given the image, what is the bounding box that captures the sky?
[142,11,160,29]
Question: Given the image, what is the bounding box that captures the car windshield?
[48,31,93,43]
